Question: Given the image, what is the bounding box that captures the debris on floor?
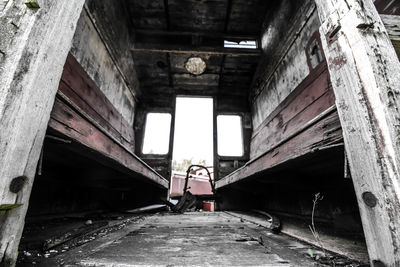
[124,204,168,214]
[18,211,369,266]
[17,212,143,266]
[226,210,281,232]
[171,191,197,213]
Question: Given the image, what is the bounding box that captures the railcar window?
[217,115,243,156]
[142,113,171,154]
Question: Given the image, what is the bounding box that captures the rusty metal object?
[183,165,216,195]
[170,165,217,213]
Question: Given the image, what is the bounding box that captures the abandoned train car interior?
[1,0,400,266]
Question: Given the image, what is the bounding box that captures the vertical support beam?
[168,95,177,181]
[314,0,400,265]
[213,96,219,181]
[0,1,84,265]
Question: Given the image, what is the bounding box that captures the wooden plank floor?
[34,212,366,266]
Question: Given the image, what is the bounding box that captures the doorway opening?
[170,97,214,198]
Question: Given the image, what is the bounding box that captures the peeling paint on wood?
[251,63,334,159]
[60,53,135,150]
[49,98,168,189]
[0,1,85,265]
[315,0,400,265]
[252,1,318,129]
[71,9,136,126]
[217,110,342,188]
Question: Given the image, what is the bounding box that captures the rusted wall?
[71,5,137,126]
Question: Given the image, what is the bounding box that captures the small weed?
[309,192,327,257]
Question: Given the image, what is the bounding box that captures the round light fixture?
[185,57,206,75]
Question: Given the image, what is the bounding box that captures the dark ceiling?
[126,0,274,104]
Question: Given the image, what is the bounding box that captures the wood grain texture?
[381,14,400,59]
[132,43,261,56]
[374,0,400,15]
[60,53,135,151]
[84,1,140,98]
[0,1,85,265]
[71,9,136,125]
[49,98,168,189]
[216,110,342,188]
[315,0,400,265]
[251,1,320,129]
[251,63,335,158]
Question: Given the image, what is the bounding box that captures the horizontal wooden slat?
[251,64,334,158]
[135,29,258,41]
[49,98,168,189]
[216,110,342,189]
[132,43,261,56]
[61,54,135,145]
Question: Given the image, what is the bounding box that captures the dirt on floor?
[18,211,369,267]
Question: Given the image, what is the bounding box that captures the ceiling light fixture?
[185,57,206,75]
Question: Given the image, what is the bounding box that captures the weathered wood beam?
[251,65,335,158]
[223,0,233,33]
[216,108,342,189]
[314,0,400,265]
[132,43,261,57]
[49,97,169,189]
[134,29,258,41]
[61,53,135,150]
[381,14,400,58]
[163,0,170,30]
[166,53,173,87]
[0,1,85,265]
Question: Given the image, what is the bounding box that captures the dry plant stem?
[309,193,327,257]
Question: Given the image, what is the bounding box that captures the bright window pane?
[172,97,214,167]
[142,113,171,154]
[224,40,257,49]
[217,115,243,156]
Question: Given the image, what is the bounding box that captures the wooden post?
[314,0,400,265]
[0,1,84,265]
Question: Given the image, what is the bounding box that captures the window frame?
[216,114,245,158]
[141,112,172,156]
[223,39,258,49]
